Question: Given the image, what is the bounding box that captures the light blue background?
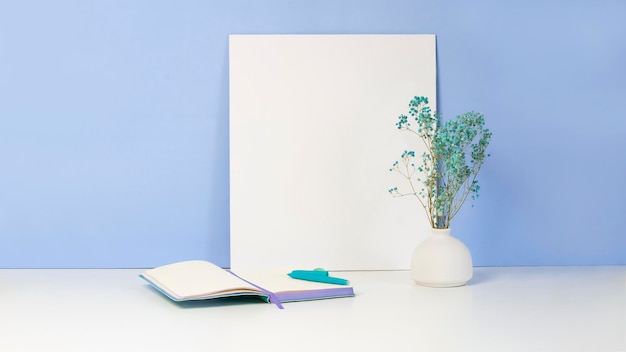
[1,1,624,268]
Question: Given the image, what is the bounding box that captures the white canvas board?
[229,34,436,270]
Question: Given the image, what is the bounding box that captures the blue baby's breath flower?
[387,96,491,228]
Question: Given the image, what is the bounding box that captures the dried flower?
[389,96,492,229]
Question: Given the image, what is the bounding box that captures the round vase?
[411,228,473,287]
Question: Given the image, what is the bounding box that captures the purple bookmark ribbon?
[227,271,284,309]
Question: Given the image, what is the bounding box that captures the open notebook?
[140,260,354,308]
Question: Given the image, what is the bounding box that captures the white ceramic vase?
[411,228,473,287]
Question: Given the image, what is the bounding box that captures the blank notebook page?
[142,260,257,299]
[235,269,351,293]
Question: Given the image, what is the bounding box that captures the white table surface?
[1,266,625,352]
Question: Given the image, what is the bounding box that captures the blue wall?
[1,1,624,268]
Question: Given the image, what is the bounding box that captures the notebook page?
[142,260,258,300]
[234,269,351,294]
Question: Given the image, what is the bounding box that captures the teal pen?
[289,270,329,276]
[288,270,349,285]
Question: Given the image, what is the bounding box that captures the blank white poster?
[229,35,436,270]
